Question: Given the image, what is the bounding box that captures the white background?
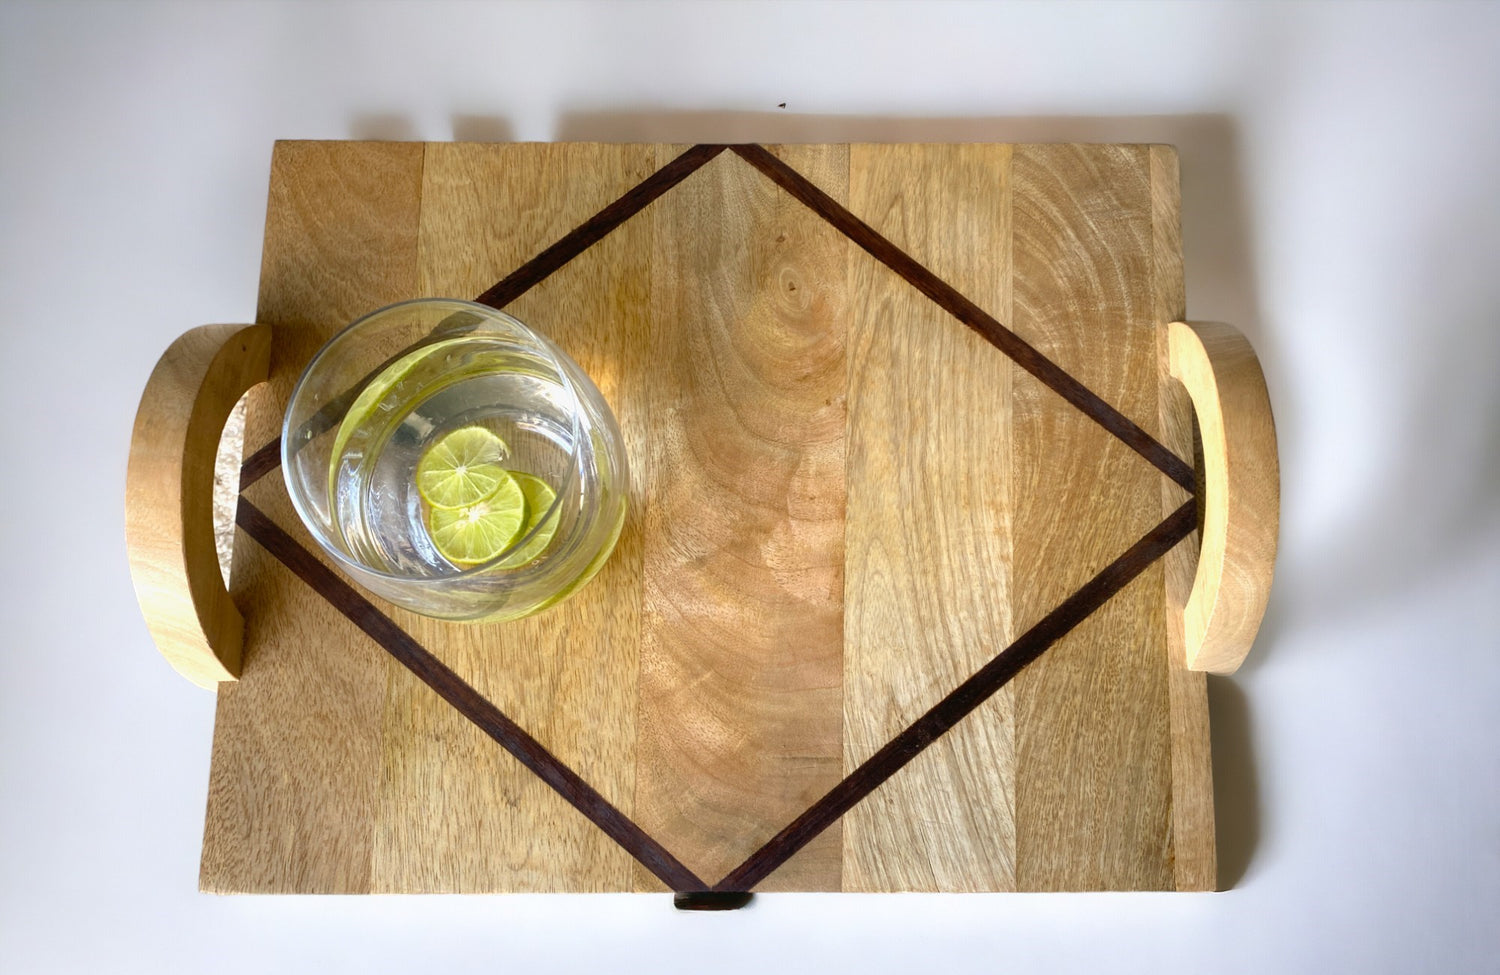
[2,2,1497,972]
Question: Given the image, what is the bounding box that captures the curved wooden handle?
[126,324,272,688]
[1168,321,1279,675]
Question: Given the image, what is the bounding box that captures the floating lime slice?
[427,472,527,566]
[415,426,511,510]
[498,472,560,567]
[326,337,468,502]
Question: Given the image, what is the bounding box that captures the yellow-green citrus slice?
[326,337,468,503]
[427,472,527,566]
[498,472,560,567]
[415,426,511,509]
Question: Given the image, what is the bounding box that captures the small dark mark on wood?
[675,891,754,911]
[239,145,729,488]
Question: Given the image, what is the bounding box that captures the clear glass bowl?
[282,298,628,621]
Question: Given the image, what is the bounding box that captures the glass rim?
[281,297,585,583]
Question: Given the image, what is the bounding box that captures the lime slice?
[498,472,560,567]
[326,337,468,502]
[427,472,527,566]
[416,426,511,509]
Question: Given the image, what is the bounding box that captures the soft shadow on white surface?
[558,112,1265,315]
[350,113,422,142]
[350,114,519,144]
[450,115,517,143]
[1207,677,1259,889]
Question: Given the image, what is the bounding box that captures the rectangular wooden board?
[201,140,1214,894]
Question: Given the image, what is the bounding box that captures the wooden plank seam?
[234,498,710,893]
[239,144,731,490]
[729,144,1195,492]
[230,143,1199,892]
[237,491,1194,891]
[243,144,1191,491]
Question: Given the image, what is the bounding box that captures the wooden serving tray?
[126,141,1280,899]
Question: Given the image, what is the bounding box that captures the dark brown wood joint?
[674,891,754,912]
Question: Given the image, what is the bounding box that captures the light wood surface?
[1151,148,1218,891]
[146,140,1236,894]
[842,143,1016,892]
[201,141,424,892]
[127,323,270,688]
[381,143,655,891]
[1009,144,1173,891]
[1168,319,1279,675]
[635,145,848,891]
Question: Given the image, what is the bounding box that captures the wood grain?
[1168,319,1279,676]
[201,141,424,892]
[731,144,1192,492]
[842,144,1016,892]
[127,323,269,688]
[374,142,657,891]
[180,140,1219,894]
[634,145,849,891]
[1009,144,1174,891]
[1152,146,1218,891]
[233,499,703,892]
[715,501,1194,894]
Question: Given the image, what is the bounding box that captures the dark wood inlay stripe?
[234,498,708,893]
[712,500,1198,892]
[473,143,728,309]
[729,143,1196,492]
[234,495,1192,896]
[240,143,730,490]
[230,142,1199,898]
[239,436,283,491]
[245,142,1189,493]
